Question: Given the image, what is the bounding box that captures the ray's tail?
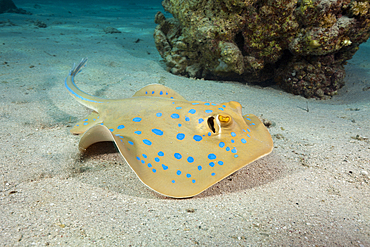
[70,58,88,77]
[65,58,108,112]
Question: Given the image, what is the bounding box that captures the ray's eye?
[207,116,216,133]
[218,115,230,123]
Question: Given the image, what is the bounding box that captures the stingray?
[65,58,273,198]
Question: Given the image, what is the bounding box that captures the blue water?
[2,0,370,102]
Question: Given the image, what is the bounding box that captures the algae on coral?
[154,0,370,98]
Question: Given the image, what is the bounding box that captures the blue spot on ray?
[176,133,185,140]
[185,116,190,121]
[152,129,163,136]
[176,106,182,110]
[156,112,162,117]
[133,117,142,122]
[134,131,142,135]
[176,170,182,175]
[171,113,180,119]
[174,153,182,159]
[218,161,224,165]
[241,138,247,143]
[189,109,196,114]
[205,110,213,113]
[128,141,134,145]
[186,174,191,178]
[162,164,168,170]
[158,151,164,156]
[198,165,202,170]
[208,153,217,160]
[142,154,147,158]
[187,156,194,163]
[155,157,160,162]
[219,142,225,148]
[209,162,215,167]
[143,139,152,145]
[193,135,202,142]
[198,119,204,124]
[117,125,125,129]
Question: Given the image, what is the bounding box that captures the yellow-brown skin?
[66,58,273,198]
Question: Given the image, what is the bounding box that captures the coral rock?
[154,0,370,98]
[0,0,31,14]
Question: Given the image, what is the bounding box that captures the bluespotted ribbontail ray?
[65,58,273,198]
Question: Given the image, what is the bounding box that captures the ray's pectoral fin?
[70,111,102,135]
[78,125,137,170]
[78,124,115,152]
[132,84,186,101]
[243,114,273,155]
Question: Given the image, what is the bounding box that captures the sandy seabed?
[1,0,369,246]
